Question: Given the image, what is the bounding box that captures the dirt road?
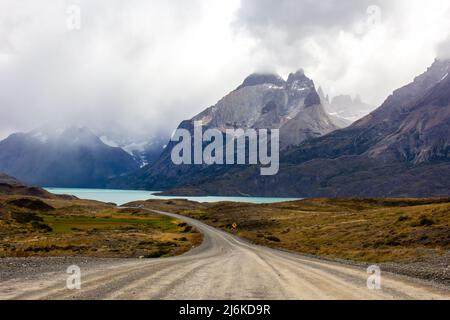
[0,210,448,300]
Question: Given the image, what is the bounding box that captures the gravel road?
[0,210,449,300]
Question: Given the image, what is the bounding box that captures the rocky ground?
[0,257,133,282]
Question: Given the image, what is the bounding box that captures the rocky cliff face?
[110,70,345,190]
[193,70,341,146]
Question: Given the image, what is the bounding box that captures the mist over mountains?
[1,56,449,197]
[130,58,450,197]
[0,127,141,187]
[2,0,450,144]
[108,69,347,190]
[318,88,376,123]
[0,68,368,189]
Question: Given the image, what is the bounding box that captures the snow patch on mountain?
[122,141,150,156]
[31,131,49,143]
[100,136,119,148]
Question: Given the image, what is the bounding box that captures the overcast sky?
[1,0,450,140]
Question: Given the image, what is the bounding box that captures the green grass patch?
[43,214,178,234]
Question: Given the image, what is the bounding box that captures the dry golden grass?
[0,195,201,258]
[134,198,450,263]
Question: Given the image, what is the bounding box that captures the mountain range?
[318,88,376,123]
[1,59,449,198]
[109,69,348,189]
[124,58,450,197]
[96,127,167,168]
[0,127,141,188]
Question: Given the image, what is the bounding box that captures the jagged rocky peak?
[317,87,330,105]
[407,58,450,90]
[189,67,340,143]
[236,72,285,90]
[236,68,318,93]
[331,95,353,107]
[286,69,313,88]
[319,88,375,123]
[287,68,305,80]
[285,69,320,107]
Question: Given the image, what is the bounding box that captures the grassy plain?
[0,196,201,258]
[132,198,450,263]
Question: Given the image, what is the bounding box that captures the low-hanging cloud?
[437,36,450,60]
[1,0,450,140]
[236,0,385,40]
[234,0,450,105]
[0,0,254,140]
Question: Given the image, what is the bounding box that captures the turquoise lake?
[45,188,301,206]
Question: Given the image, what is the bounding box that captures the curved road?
[0,209,448,300]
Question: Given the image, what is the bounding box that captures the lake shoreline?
[44,187,302,206]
